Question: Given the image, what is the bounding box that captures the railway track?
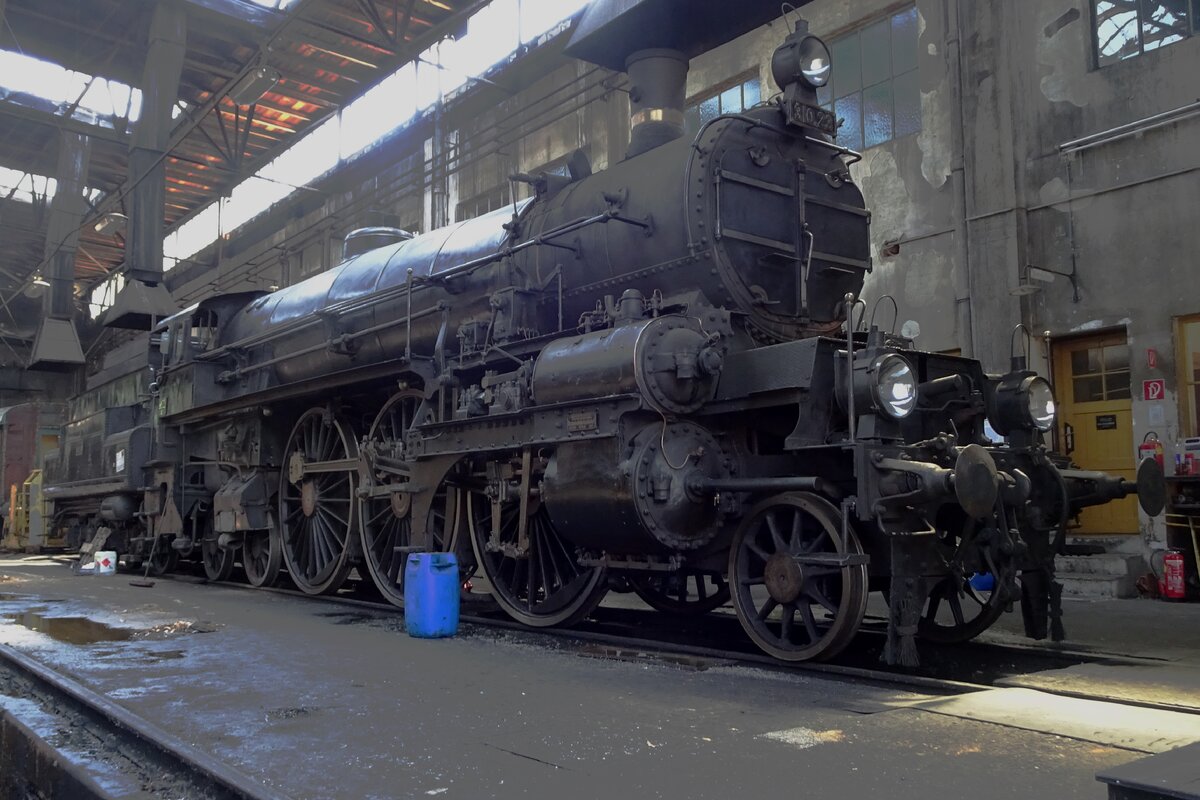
[0,641,291,800]
[0,562,1192,797]
[171,569,1186,713]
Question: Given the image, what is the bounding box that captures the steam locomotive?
[43,5,1162,665]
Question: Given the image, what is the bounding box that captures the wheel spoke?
[948,591,966,626]
[805,581,838,614]
[757,597,778,621]
[766,512,787,552]
[780,605,796,641]
[801,528,830,554]
[797,601,820,642]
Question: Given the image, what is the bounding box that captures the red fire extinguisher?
[1162,549,1187,601]
[1139,433,1165,468]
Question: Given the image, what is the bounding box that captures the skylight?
[0,166,104,206]
[164,0,592,274]
[0,167,56,204]
[245,0,299,9]
[0,49,143,128]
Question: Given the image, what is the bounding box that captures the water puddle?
[2,610,134,644]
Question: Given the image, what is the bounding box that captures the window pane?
[831,35,861,97]
[834,91,863,151]
[743,78,761,109]
[699,95,720,126]
[893,69,921,138]
[1189,321,1200,381]
[720,84,742,113]
[1095,0,1142,64]
[1073,376,1105,402]
[1105,372,1132,398]
[1103,345,1130,371]
[861,19,892,86]
[863,81,893,148]
[1071,348,1102,374]
[1193,383,1200,435]
[1140,0,1190,49]
[892,7,920,75]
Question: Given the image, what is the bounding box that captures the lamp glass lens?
[1027,378,1057,431]
[876,356,917,418]
[799,37,832,87]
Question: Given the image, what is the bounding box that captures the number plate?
[785,100,838,136]
[567,409,598,433]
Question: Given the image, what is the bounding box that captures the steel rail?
[166,572,1194,712]
[0,642,293,800]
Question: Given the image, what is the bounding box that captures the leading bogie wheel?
[201,531,234,582]
[917,573,1007,644]
[359,391,459,607]
[631,570,730,615]
[916,513,1015,644]
[243,510,284,588]
[279,408,360,595]
[146,536,179,577]
[729,492,868,662]
[467,483,606,627]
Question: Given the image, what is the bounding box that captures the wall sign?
[1143,379,1165,401]
[1147,348,1158,369]
[1096,414,1118,430]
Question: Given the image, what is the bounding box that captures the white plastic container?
[94,551,117,575]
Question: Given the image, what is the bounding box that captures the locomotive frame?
[41,6,1163,666]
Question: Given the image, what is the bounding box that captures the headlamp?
[772,33,833,91]
[1025,377,1057,431]
[796,36,832,88]
[989,374,1057,434]
[872,355,917,419]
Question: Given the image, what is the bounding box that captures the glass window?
[820,6,921,150]
[685,74,763,136]
[1094,0,1195,65]
[1179,316,1200,435]
[1068,342,1131,403]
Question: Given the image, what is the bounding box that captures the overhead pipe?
[103,3,186,329]
[29,131,91,370]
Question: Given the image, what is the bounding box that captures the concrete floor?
[1,554,1197,799]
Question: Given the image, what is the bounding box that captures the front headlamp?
[989,374,1057,434]
[873,355,917,419]
[796,36,832,88]
[1025,377,1057,431]
[772,32,833,91]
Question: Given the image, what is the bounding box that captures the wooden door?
[1052,332,1139,535]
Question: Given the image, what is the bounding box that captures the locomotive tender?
[46,1,1162,664]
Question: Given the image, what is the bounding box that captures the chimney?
[29,131,90,370]
[565,0,790,158]
[102,3,185,330]
[624,49,688,158]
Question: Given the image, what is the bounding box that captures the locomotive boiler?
[45,0,1164,665]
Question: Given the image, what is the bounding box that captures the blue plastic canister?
[404,553,460,638]
[968,572,995,592]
